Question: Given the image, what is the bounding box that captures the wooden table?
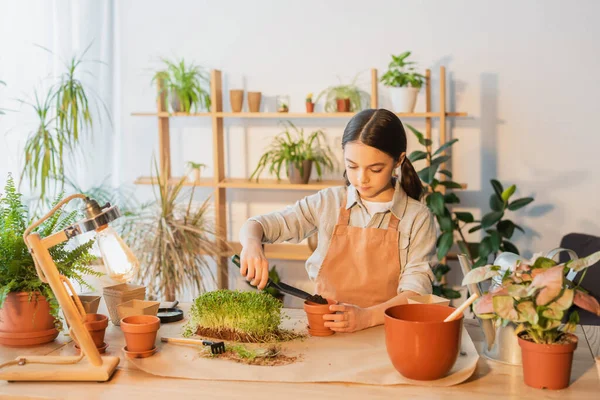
[0,305,598,400]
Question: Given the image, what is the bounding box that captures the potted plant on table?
[315,75,368,113]
[462,250,600,390]
[249,121,335,184]
[152,58,211,113]
[0,175,99,346]
[380,51,425,113]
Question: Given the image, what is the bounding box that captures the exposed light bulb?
[96,226,139,282]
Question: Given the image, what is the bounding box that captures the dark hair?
[342,109,423,201]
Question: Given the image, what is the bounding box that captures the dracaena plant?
[462,251,600,344]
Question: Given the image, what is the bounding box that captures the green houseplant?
[462,250,600,389]
[250,122,335,184]
[152,58,211,113]
[315,75,369,112]
[380,51,425,113]
[125,162,228,301]
[0,174,99,345]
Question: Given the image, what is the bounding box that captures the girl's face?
[344,141,404,201]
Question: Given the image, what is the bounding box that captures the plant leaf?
[455,212,474,223]
[440,181,463,189]
[481,211,504,228]
[436,231,453,260]
[426,192,445,216]
[444,193,460,204]
[439,169,453,178]
[516,301,538,325]
[528,265,564,306]
[433,139,459,156]
[573,290,600,316]
[468,224,482,234]
[565,250,600,272]
[508,197,534,211]
[474,293,494,315]
[491,179,503,199]
[408,150,428,162]
[502,240,519,254]
[462,264,500,285]
[497,220,515,238]
[501,185,516,203]
[489,194,504,212]
[493,296,519,321]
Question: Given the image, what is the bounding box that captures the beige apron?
[315,197,403,308]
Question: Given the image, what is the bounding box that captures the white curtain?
[0,0,116,199]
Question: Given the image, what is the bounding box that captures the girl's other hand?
[323,303,374,333]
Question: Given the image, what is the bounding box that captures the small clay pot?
[83,313,109,347]
[303,299,336,337]
[518,332,578,390]
[120,315,161,353]
[230,89,244,112]
[306,102,315,113]
[247,92,262,112]
[384,304,462,380]
[336,98,350,112]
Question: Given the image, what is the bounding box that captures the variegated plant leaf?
[542,307,563,321]
[528,265,563,306]
[477,313,497,320]
[566,250,600,272]
[493,295,519,321]
[516,301,538,325]
[541,319,561,331]
[553,288,574,311]
[462,264,500,285]
[573,290,600,316]
[474,292,494,315]
[507,284,529,298]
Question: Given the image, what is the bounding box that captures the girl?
[239,109,437,333]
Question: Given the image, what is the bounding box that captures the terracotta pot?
[306,102,314,113]
[120,315,161,353]
[83,313,109,347]
[287,160,312,184]
[384,304,462,380]
[247,92,262,112]
[518,333,578,390]
[336,98,350,112]
[230,89,244,112]
[303,299,335,337]
[0,292,59,346]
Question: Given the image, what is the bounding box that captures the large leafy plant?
[315,75,369,112]
[0,174,99,324]
[380,51,425,88]
[152,58,211,113]
[250,122,335,182]
[462,251,600,344]
[406,125,535,298]
[125,162,227,301]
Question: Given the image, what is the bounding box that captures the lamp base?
[0,355,119,382]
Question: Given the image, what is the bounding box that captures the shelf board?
[219,178,344,191]
[134,176,215,187]
[132,111,467,118]
[228,242,312,261]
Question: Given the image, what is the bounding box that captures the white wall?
[3,0,599,304]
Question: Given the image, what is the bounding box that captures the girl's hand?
[323,303,373,333]
[240,241,269,290]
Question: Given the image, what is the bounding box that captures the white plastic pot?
[389,87,420,113]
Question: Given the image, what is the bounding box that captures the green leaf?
[441,288,462,299]
[497,220,515,238]
[489,194,504,212]
[433,264,450,281]
[433,139,459,156]
[478,236,493,259]
[437,232,454,260]
[438,214,453,232]
[408,150,428,163]
[487,230,502,252]
[516,301,538,325]
[468,224,482,234]
[502,240,519,254]
[418,165,439,184]
[501,185,516,203]
[426,192,445,216]
[491,179,504,200]
[532,257,557,269]
[440,181,463,189]
[406,124,432,147]
[508,197,534,211]
[514,224,525,234]
[473,257,488,268]
[430,155,450,167]
[481,211,504,228]
[439,169,453,178]
[444,193,460,204]
[455,212,474,223]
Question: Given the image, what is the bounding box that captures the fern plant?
[0,174,99,326]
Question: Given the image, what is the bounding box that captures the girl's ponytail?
[400,158,423,201]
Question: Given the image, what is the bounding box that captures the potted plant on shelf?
[462,250,600,390]
[186,161,207,182]
[152,58,211,113]
[249,121,335,184]
[276,95,289,113]
[305,93,314,113]
[315,75,369,113]
[380,51,425,113]
[125,162,228,301]
[0,174,99,346]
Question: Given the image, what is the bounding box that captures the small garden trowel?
[231,255,328,304]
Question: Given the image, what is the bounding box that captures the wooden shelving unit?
[132,66,467,289]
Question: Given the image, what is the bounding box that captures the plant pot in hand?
[384,304,462,380]
[389,87,419,113]
[336,98,350,112]
[518,332,578,390]
[120,315,161,353]
[304,299,336,337]
[247,92,262,112]
[0,292,59,346]
[287,160,313,184]
[230,89,244,112]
